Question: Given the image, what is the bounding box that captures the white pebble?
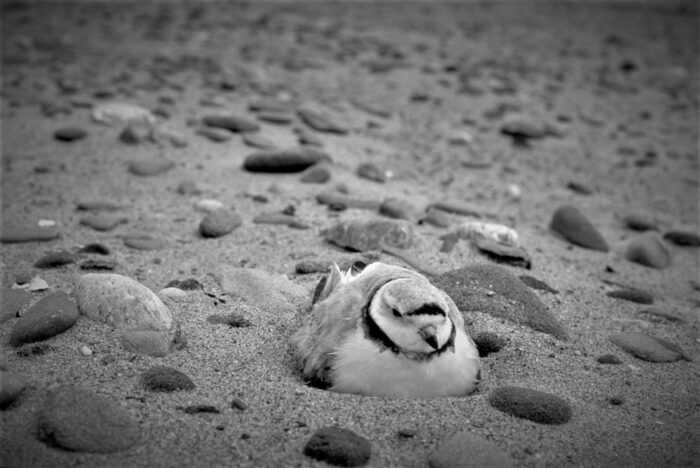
[28,277,50,291]
[80,345,93,356]
[458,221,520,246]
[506,184,521,201]
[38,219,57,227]
[194,199,224,213]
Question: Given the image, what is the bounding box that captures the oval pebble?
[202,114,259,132]
[194,199,224,213]
[243,148,330,173]
[141,366,195,392]
[1,225,60,243]
[299,164,331,183]
[606,288,653,304]
[664,230,700,246]
[122,330,171,357]
[196,126,233,142]
[123,234,165,251]
[9,291,80,347]
[128,158,174,176]
[624,232,671,269]
[80,213,127,231]
[596,354,622,364]
[34,250,75,268]
[74,273,173,330]
[609,332,690,362]
[199,210,242,238]
[550,205,609,252]
[428,429,515,468]
[54,126,87,142]
[37,385,141,453]
[92,102,156,126]
[0,370,25,408]
[297,108,348,134]
[379,197,416,221]
[303,426,371,467]
[473,332,507,357]
[242,133,278,149]
[356,162,386,183]
[488,386,572,425]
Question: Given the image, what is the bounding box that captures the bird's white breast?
[330,327,480,398]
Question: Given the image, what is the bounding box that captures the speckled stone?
[428,429,515,468]
[488,386,572,425]
[304,426,371,467]
[37,385,141,453]
[141,366,195,392]
[550,205,608,251]
[199,210,242,238]
[609,332,691,362]
[9,292,80,347]
[323,219,414,252]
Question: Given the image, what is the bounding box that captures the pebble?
[177,405,220,414]
[379,198,416,221]
[0,370,25,408]
[141,366,195,392]
[248,98,294,113]
[299,164,332,183]
[27,277,50,291]
[1,225,60,243]
[54,126,87,142]
[638,307,684,322]
[488,386,572,424]
[303,426,371,467]
[80,213,127,231]
[428,200,488,218]
[458,221,519,246]
[92,102,156,126]
[128,158,174,176]
[323,220,414,251]
[664,230,700,246]
[217,267,307,313]
[519,275,558,294]
[433,264,568,340]
[37,385,141,453]
[119,123,153,144]
[9,291,80,347]
[253,213,309,229]
[1,289,32,323]
[164,278,202,290]
[243,147,330,173]
[230,396,248,411]
[419,208,450,228]
[194,199,224,213]
[566,180,594,195]
[77,200,123,211]
[296,126,325,146]
[350,99,392,118]
[158,287,188,302]
[34,250,75,268]
[195,126,233,142]
[80,259,118,270]
[476,238,532,269]
[473,332,507,357]
[596,354,623,364]
[123,234,165,251]
[202,114,260,132]
[199,210,242,238]
[609,332,691,362]
[316,191,380,210]
[176,180,203,195]
[356,162,386,183]
[624,232,671,269]
[550,205,609,252]
[428,429,515,468]
[122,330,171,357]
[623,214,659,232]
[74,273,173,330]
[256,111,293,124]
[606,288,653,304]
[242,133,278,149]
[297,108,348,134]
[500,116,549,143]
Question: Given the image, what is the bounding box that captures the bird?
[290,261,481,398]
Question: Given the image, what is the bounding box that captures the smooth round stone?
[550,205,609,252]
[1,289,32,323]
[54,126,87,142]
[606,288,653,304]
[128,158,174,176]
[123,234,165,251]
[488,386,572,425]
[37,385,140,453]
[34,250,76,268]
[473,332,507,357]
[623,214,659,232]
[141,366,195,392]
[121,330,171,357]
[242,133,278,149]
[92,102,156,126]
[664,230,700,246]
[299,164,331,183]
[609,332,690,362]
[199,210,242,238]
[0,370,25,408]
[202,114,260,132]
[356,162,386,183]
[297,108,348,134]
[195,126,233,142]
[1,225,60,243]
[243,148,331,173]
[74,273,173,330]
[303,426,371,467]
[428,429,515,468]
[624,232,671,269]
[9,292,80,347]
[80,213,127,231]
[194,199,224,213]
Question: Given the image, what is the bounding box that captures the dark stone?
[488,386,572,425]
[9,292,80,347]
[356,163,385,183]
[243,148,331,173]
[141,366,195,392]
[379,198,416,221]
[165,278,202,290]
[34,250,75,268]
[596,354,622,364]
[230,396,248,410]
[202,114,260,132]
[664,230,700,246]
[473,237,532,269]
[623,214,658,232]
[177,405,220,414]
[606,288,653,304]
[54,126,87,142]
[16,343,55,357]
[206,313,251,328]
[80,259,118,270]
[473,332,507,357]
[550,205,609,252]
[566,181,593,195]
[76,201,123,211]
[304,426,371,467]
[199,211,242,238]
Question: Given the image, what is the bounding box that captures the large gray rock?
[74,273,172,330]
[609,332,691,362]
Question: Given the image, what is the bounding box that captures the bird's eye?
[392,308,401,317]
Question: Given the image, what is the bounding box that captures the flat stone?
[664,230,700,246]
[297,126,325,146]
[54,126,87,142]
[428,429,515,468]
[74,273,173,330]
[92,102,156,126]
[242,133,278,149]
[196,126,233,142]
[34,250,76,268]
[624,232,671,269]
[0,370,25,408]
[609,332,691,362]
[256,111,293,124]
[356,162,386,183]
[80,259,118,271]
[428,200,488,218]
[217,267,307,313]
[37,385,141,453]
[199,210,242,238]
[128,158,174,176]
[379,198,416,221]
[596,354,623,364]
[80,213,127,231]
[432,264,568,340]
[1,225,60,243]
[519,275,559,294]
[121,330,171,357]
[1,289,32,323]
[474,237,532,269]
[550,205,609,252]
[304,426,371,467]
[623,214,659,232]
[297,108,348,134]
[123,234,166,251]
[202,114,260,132]
[488,386,572,424]
[323,219,414,252]
[77,201,123,211]
[243,148,331,173]
[299,164,332,183]
[638,307,684,323]
[9,292,80,347]
[141,366,195,392]
[606,288,653,304]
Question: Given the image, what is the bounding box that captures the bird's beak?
[419,325,439,350]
